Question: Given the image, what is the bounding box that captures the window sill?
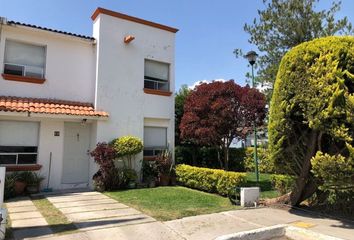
[143,88,172,96]
[5,164,42,172]
[2,74,46,84]
[143,156,157,161]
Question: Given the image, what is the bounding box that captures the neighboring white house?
[0,8,177,190]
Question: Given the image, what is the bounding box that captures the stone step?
[9,211,44,221]
[66,208,142,221]
[74,214,156,231]
[53,198,118,208]
[59,202,129,214]
[11,217,48,228]
[47,194,110,203]
[7,205,37,213]
[6,199,34,208]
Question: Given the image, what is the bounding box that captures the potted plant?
[142,160,158,188]
[156,150,173,186]
[123,168,138,189]
[170,167,177,186]
[13,171,32,195]
[26,173,44,194]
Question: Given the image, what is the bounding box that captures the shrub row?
[175,164,246,196]
[244,147,274,173]
[270,174,295,194]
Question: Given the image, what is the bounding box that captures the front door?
[62,122,90,184]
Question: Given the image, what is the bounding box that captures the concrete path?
[45,191,157,232]
[6,197,53,239]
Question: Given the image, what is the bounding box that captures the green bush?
[244,147,274,173]
[5,174,16,200]
[175,146,246,171]
[112,136,143,168]
[175,164,246,196]
[270,174,295,195]
[268,36,354,208]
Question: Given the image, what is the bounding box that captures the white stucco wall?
[0,114,97,190]
[0,25,96,103]
[0,11,176,188]
[93,14,176,168]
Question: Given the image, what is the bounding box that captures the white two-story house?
[0,7,177,189]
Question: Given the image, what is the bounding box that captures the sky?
[1,0,354,90]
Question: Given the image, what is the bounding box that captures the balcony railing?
[144,78,169,91]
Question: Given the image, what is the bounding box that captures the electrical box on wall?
[54,131,60,136]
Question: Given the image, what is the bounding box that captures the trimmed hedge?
[244,147,274,173]
[175,164,246,196]
[270,174,295,194]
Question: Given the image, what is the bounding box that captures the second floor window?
[144,59,169,91]
[4,40,46,79]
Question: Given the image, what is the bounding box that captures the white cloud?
[188,78,228,89]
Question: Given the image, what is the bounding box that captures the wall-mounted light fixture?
[124,35,135,44]
[81,119,87,126]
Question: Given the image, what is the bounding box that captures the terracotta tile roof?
[0,96,108,117]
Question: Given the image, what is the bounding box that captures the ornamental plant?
[112,136,143,168]
[180,80,266,170]
[90,142,119,191]
[269,36,354,208]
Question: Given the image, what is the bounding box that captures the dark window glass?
[18,154,37,164]
[143,149,164,157]
[0,146,37,153]
[144,149,154,156]
[4,64,24,76]
[0,155,16,164]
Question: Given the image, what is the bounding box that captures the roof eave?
[0,111,108,120]
[5,21,95,43]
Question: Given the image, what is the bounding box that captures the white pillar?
[0,167,5,206]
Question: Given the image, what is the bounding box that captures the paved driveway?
[7,191,184,240]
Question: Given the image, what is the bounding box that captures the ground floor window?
[0,121,39,165]
[143,126,167,156]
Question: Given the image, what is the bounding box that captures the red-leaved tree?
[180,80,266,169]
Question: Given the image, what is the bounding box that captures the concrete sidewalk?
[165,207,354,240]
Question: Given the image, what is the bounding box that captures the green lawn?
[105,186,240,221]
[31,197,78,234]
[105,172,280,221]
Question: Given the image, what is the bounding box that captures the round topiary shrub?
[112,136,143,168]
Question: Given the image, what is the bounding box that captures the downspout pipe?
[0,17,7,56]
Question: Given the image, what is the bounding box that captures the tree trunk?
[290,130,318,206]
[223,147,229,170]
[191,146,198,166]
[217,149,223,169]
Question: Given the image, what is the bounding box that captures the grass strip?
[31,196,78,235]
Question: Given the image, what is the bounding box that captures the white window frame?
[143,126,168,156]
[3,39,47,79]
[0,121,40,165]
[144,59,170,91]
